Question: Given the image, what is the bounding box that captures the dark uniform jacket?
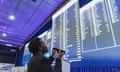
[27,54,62,72]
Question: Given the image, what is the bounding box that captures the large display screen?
[52,0,120,66]
[72,0,120,66]
[22,0,120,67]
[52,0,81,62]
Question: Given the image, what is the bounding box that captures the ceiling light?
[9,15,15,20]
[10,49,16,52]
[2,33,7,37]
[6,44,13,47]
[0,39,8,42]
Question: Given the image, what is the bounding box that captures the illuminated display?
[73,0,120,66]
[52,0,81,62]
[105,0,120,45]
[22,43,32,66]
[22,0,120,67]
[80,0,115,52]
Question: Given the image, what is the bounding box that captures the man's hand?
[51,48,56,57]
[57,50,64,58]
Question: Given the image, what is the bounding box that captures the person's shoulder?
[28,56,44,71]
[29,55,43,63]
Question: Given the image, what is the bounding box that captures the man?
[27,37,63,72]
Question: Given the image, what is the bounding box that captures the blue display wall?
[16,0,120,72]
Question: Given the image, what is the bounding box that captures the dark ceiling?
[0,0,66,47]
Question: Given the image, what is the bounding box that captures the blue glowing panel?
[52,0,81,62]
[105,0,120,45]
[65,2,81,61]
[80,0,114,52]
[0,0,65,47]
[93,0,114,49]
[71,0,120,66]
[22,43,32,66]
[80,7,96,51]
[52,13,64,50]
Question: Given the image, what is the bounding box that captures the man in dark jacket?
[27,37,63,72]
